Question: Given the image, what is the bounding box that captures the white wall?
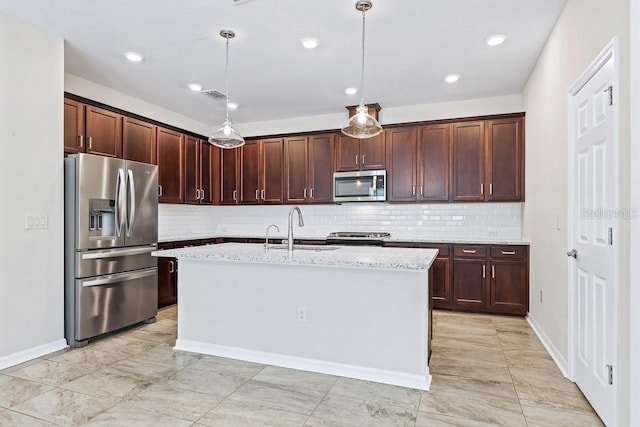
[522,0,631,423]
[0,13,67,367]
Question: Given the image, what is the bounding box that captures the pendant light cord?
[225,35,230,122]
[359,7,366,107]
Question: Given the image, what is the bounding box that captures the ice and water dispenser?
[88,198,116,237]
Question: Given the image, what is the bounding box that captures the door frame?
[566,37,620,425]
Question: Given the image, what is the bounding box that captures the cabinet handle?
[88,136,93,150]
[362,154,366,165]
[501,250,516,255]
[158,185,163,197]
[233,189,237,201]
[355,155,358,165]
[78,135,84,149]
[200,189,205,200]
[196,189,201,199]
[310,188,314,198]
[480,183,484,195]
[490,183,493,195]
[304,188,307,198]
[412,185,416,196]
[482,265,486,278]
[462,249,477,254]
[255,189,260,200]
[169,261,175,273]
[261,189,265,200]
[491,265,495,279]
[420,185,423,196]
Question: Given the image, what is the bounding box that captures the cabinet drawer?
[416,243,450,257]
[490,245,528,259]
[453,245,487,258]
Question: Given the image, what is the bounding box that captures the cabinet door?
[123,117,156,164]
[64,98,85,154]
[284,136,308,204]
[418,124,451,201]
[486,117,524,201]
[85,106,123,158]
[220,148,239,205]
[157,257,177,308]
[200,141,215,205]
[452,121,485,201]
[261,138,284,204]
[452,258,487,308]
[308,134,335,203]
[184,136,201,204]
[359,133,386,170]
[335,135,361,171]
[386,127,417,202]
[157,127,184,203]
[240,140,260,204]
[431,257,452,307]
[490,260,528,315]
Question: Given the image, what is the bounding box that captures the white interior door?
[569,48,617,426]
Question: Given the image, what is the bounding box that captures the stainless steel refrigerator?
[64,153,158,347]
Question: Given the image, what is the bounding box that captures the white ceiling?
[0,0,566,125]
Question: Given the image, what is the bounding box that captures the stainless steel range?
[326,231,391,246]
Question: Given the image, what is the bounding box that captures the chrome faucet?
[287,206,304,251]
[265,224,280,250]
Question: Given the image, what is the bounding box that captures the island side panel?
[175,259,430,390]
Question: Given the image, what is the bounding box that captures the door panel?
[490,260,527,315]
[308,134,334,203]
[125,160,158,247]
[452,259,486,307]
[284,137,308,203]
[157,128,184,203]
[452,121,484,201]
[386,127,416,202]
[419,124,451,201]
[240,141,260,204]
[200,142,214,205]
[335,135,361,171]
[85,106,122,158]
[184,136,201,204]
[486,118,524,201]
[431,257,451,305]
[261,138,284,204]
[123,117,156,164]
[64,99,85,154]
[360,133,386,170]
[220,148,239,204]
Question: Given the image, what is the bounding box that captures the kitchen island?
[154,243,437,390]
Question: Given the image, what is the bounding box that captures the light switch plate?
[25,214,48,229]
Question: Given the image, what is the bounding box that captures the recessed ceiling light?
[227,102,238,110]
[301,37,320,49]
[486,34,507,46]
[188,83,203,92]
[345,87,358,95]
[445,74,460,83]
[124,51,144,62]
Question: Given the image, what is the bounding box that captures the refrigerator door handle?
[126,169,136,237]
[115,168,126,237]
[81,268,157,287]
[81,246,156,259]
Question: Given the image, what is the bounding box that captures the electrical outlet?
[539,289,543,303]
[297,306,307,322]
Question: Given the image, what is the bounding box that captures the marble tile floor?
[0,307,603,426]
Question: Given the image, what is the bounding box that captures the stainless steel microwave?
[333,170,387,202]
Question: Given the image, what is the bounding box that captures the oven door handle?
[81,268,157,287]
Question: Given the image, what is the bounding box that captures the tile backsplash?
[159,203,522,241]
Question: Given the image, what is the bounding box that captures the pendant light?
[209,29,245,149]
[341,0,382,139]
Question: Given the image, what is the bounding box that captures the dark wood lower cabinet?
[157,242,177,308]
[490,259,529,315]
[452,259,487,308]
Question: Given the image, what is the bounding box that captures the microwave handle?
[372,175,377,191]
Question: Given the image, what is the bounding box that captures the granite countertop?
[153,242,438,271]
[159,233,529,245]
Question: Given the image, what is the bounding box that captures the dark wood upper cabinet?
[240,140,261,204]
[260,138,284,204]
[418,124,451,201]
[64,98,85,154]
[200,142,216,205]
[123,117,156,164]
[220,147,240,205]
[284,134,335,204]
[485,117,525,201]
[157,127,184,204]
[184,136,201,204]
[386,127,417,202]
[452,121,485,201]
[85,105,123,158]
[335,133,385,171]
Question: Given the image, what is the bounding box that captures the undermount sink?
[267,244,340,251]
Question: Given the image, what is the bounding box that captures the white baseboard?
[175,339,431,391]
[0,339,68,371]
[526,313,569,378]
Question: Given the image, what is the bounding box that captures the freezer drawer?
[75,245,157,279]
[73,267,157,343]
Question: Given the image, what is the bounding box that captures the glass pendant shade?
[209,29,245,149]
[341,104,382,139]
[340,0,382,139]
[208,118,245,148]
